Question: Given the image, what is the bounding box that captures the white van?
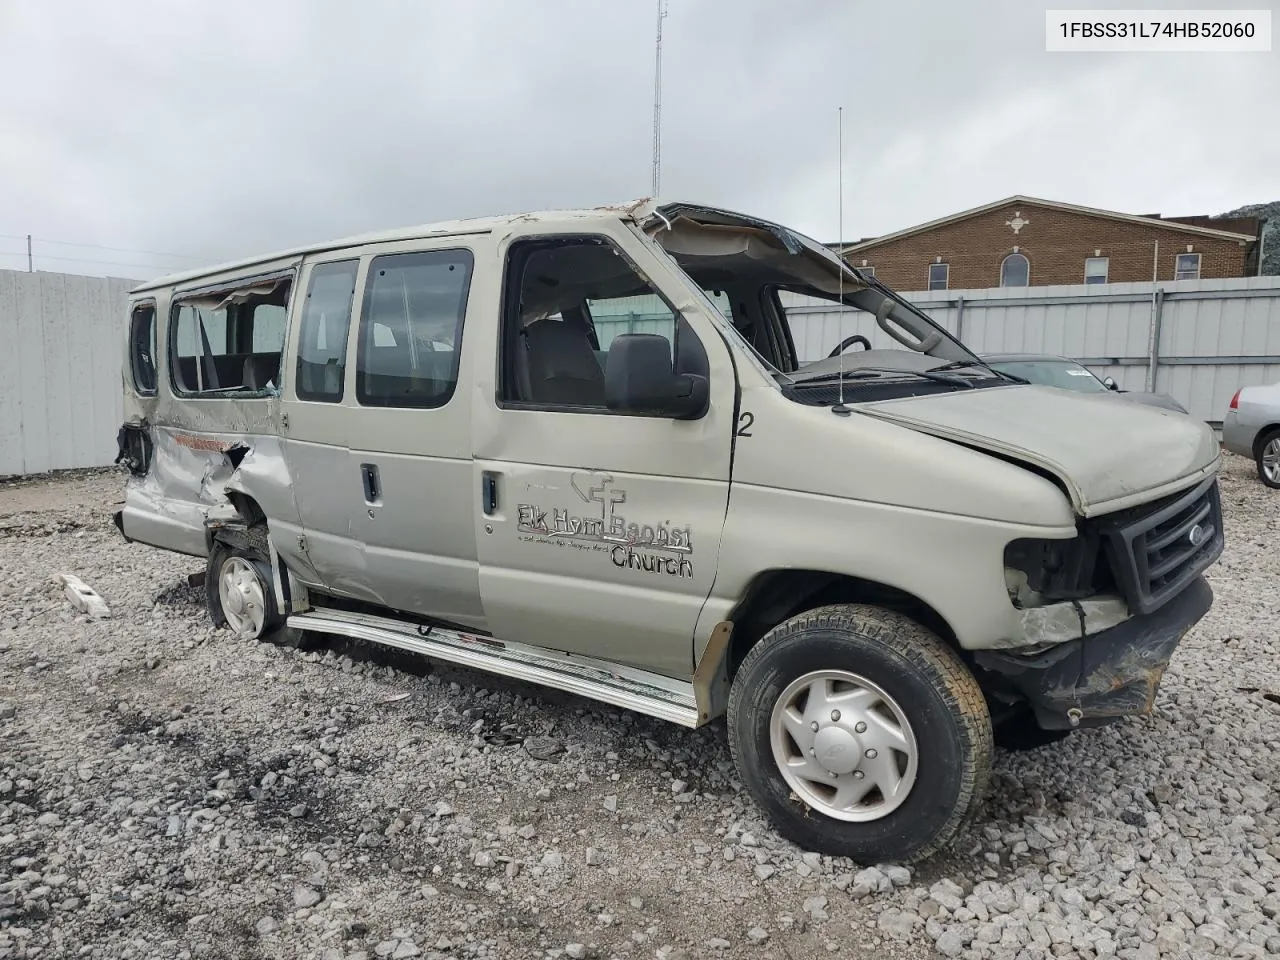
[114,200,1224,863]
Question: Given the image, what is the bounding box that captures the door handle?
[361,463,381,503]
[481,471,499,515]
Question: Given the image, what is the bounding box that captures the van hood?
[858,385,1220,517]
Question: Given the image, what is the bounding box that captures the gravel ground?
[0,456,1277,960]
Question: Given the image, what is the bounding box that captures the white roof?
[130,199,655,294]
[839,194,1258,253]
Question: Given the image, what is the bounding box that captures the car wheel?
[1257,429,1280,489]
[207,534,282,641]
[727,604,992,864]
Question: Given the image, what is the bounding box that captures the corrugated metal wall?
[0,270,142,477]
[787,276,1280,422]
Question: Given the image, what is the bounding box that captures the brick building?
[839,196,1262,291]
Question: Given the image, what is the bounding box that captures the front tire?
[727,604,992,864]
[1256,429,1280,489]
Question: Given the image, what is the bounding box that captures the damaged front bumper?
[973,576,1213,730]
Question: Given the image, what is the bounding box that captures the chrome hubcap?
[218,556,266,639]
[769,670,918,822]
[1263,438,1280,483]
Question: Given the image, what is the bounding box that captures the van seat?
[243,352,281,390]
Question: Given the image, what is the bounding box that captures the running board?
[287,607,701,728]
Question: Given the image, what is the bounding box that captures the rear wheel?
[1257,429,1280,489]
[207,533,282,641]
[727,604,992,864]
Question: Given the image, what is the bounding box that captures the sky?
[0,0,1276,280]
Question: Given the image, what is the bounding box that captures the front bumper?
[973,576,1213,730]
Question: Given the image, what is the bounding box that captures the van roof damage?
[129,200,859,295]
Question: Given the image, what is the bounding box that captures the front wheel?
[727,604,992,864]
[1257,429,1280,489]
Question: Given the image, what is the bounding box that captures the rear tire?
[727,604,992,864]
[1256,429,1280,489]
[207,532,282,641]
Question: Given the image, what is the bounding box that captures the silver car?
[1223,381,1280,488]
[982,353,1187,413]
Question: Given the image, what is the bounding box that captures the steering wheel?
[827,334,872,358]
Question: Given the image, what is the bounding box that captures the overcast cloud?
[0,0,1276,279]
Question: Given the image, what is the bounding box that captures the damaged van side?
[115,200,1224,864]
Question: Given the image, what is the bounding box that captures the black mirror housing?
[605,334,708,419]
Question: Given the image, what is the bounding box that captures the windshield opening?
[646,210,1011,404]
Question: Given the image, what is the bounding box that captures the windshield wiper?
[796,366,976,388]
[929,358,1028,384]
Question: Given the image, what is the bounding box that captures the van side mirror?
[1103,376,1119,391]
[605,334,708,419]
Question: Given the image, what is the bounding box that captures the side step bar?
[287,607,701,728]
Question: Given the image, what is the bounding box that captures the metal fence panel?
[793,277,1280,423]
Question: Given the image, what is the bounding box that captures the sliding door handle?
[360,463,381,503]
[481,471,499,515]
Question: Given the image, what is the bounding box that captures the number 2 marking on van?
[736,412,754,437]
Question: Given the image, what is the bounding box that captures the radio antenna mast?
[651,0,668,197]
[833,105,851,416]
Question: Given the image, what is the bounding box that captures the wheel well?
[724,570,959,680]
[1254,424,1280,457]
[225,492,267,526]
[204,493,269,556]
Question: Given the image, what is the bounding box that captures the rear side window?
[296,260,359,402]
[356,249,473,408]
[129,304,157,395]
[170,277,292,396]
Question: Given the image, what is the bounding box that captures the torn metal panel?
[1017,594,1130,647]
[115,422,308,574]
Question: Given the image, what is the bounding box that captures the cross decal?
[1006,211,1030,235]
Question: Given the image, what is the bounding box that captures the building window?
[1175,253,1201,280]
[1000,253,1029,287]
[1084,257,1109,284]
[856,265,875,278]
[927,262,949,290]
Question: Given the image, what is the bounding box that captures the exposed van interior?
[646,212,1011,403]
[169,277,292,396]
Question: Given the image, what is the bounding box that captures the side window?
[355,249,473,408]
[170,277,292,396]
[129,304,157,395]
[501,237,702,411]
[296,260,358,402]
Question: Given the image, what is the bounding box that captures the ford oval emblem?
[1187,523,1206,547]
